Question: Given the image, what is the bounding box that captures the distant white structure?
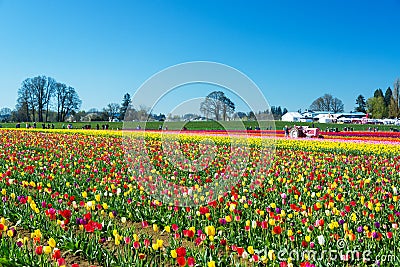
[281,112,302,122]
[281,110,371,124]
[302,110,331,119]
[319,117,334,123]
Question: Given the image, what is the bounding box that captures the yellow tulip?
[164,225,170,233]
[153,224,158,232]
[48,238,56,248]
[247,246,254,255]
[171,249,177,258]
[43,246,52,254]
[205,226,215,236]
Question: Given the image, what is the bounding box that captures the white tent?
[281,112,302,122]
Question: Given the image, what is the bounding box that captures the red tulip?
[177,257,186,266]
[176,246,186,257]
[237,247,244,256]
[35,246,43,255]
[261,221,268,229]
[171,224,179,232]
[53,249,61,259]
[387,232,393,239]
[57,258,66,266]
[273,226,282,235]
[187,257,195,267]
[133,241,140,249]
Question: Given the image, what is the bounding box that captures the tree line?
[4,76,150,123]
[355,78,400,119]
[86,94,165,122]
[199,91,287,121]
[308,78,400,119]
[6,76,398,123]
[13,75,81,122]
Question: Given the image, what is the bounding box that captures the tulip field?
[0,128,399,267]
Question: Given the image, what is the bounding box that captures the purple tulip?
[372,232,379,239]
[10,227,17,236]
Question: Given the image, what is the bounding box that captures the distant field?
[1,120,399,132]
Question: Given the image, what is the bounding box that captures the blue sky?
[0,0,399,114]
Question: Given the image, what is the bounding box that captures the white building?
[319,117,334,123]
[281,112,303,122]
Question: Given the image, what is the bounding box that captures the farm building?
[302,110,331,119]
[335,112,365,119]
[314,113,336,123]
[281,112,302,122]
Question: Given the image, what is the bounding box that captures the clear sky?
[0,0,399,114]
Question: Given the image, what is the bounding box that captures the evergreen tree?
[355,95,366,113]
[374,89,384,98]
[119,93,132,121]
[384,87,392,107]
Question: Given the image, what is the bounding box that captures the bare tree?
[310,93,344,113]
[44,77,56,122]
[55,83,67,122]
[200,91,235,121]
[0,108,11,122]
[309,97,325,112]
[331,97,344,113]
[20,76,56,122]
[200,91,223,120]
[221,96,235,121]
[103,103,120,120]
[18,79,35,122]
[64,87,81,120]
[389,78,400,118]
[55,83,81,122]
[138,105,150,121]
